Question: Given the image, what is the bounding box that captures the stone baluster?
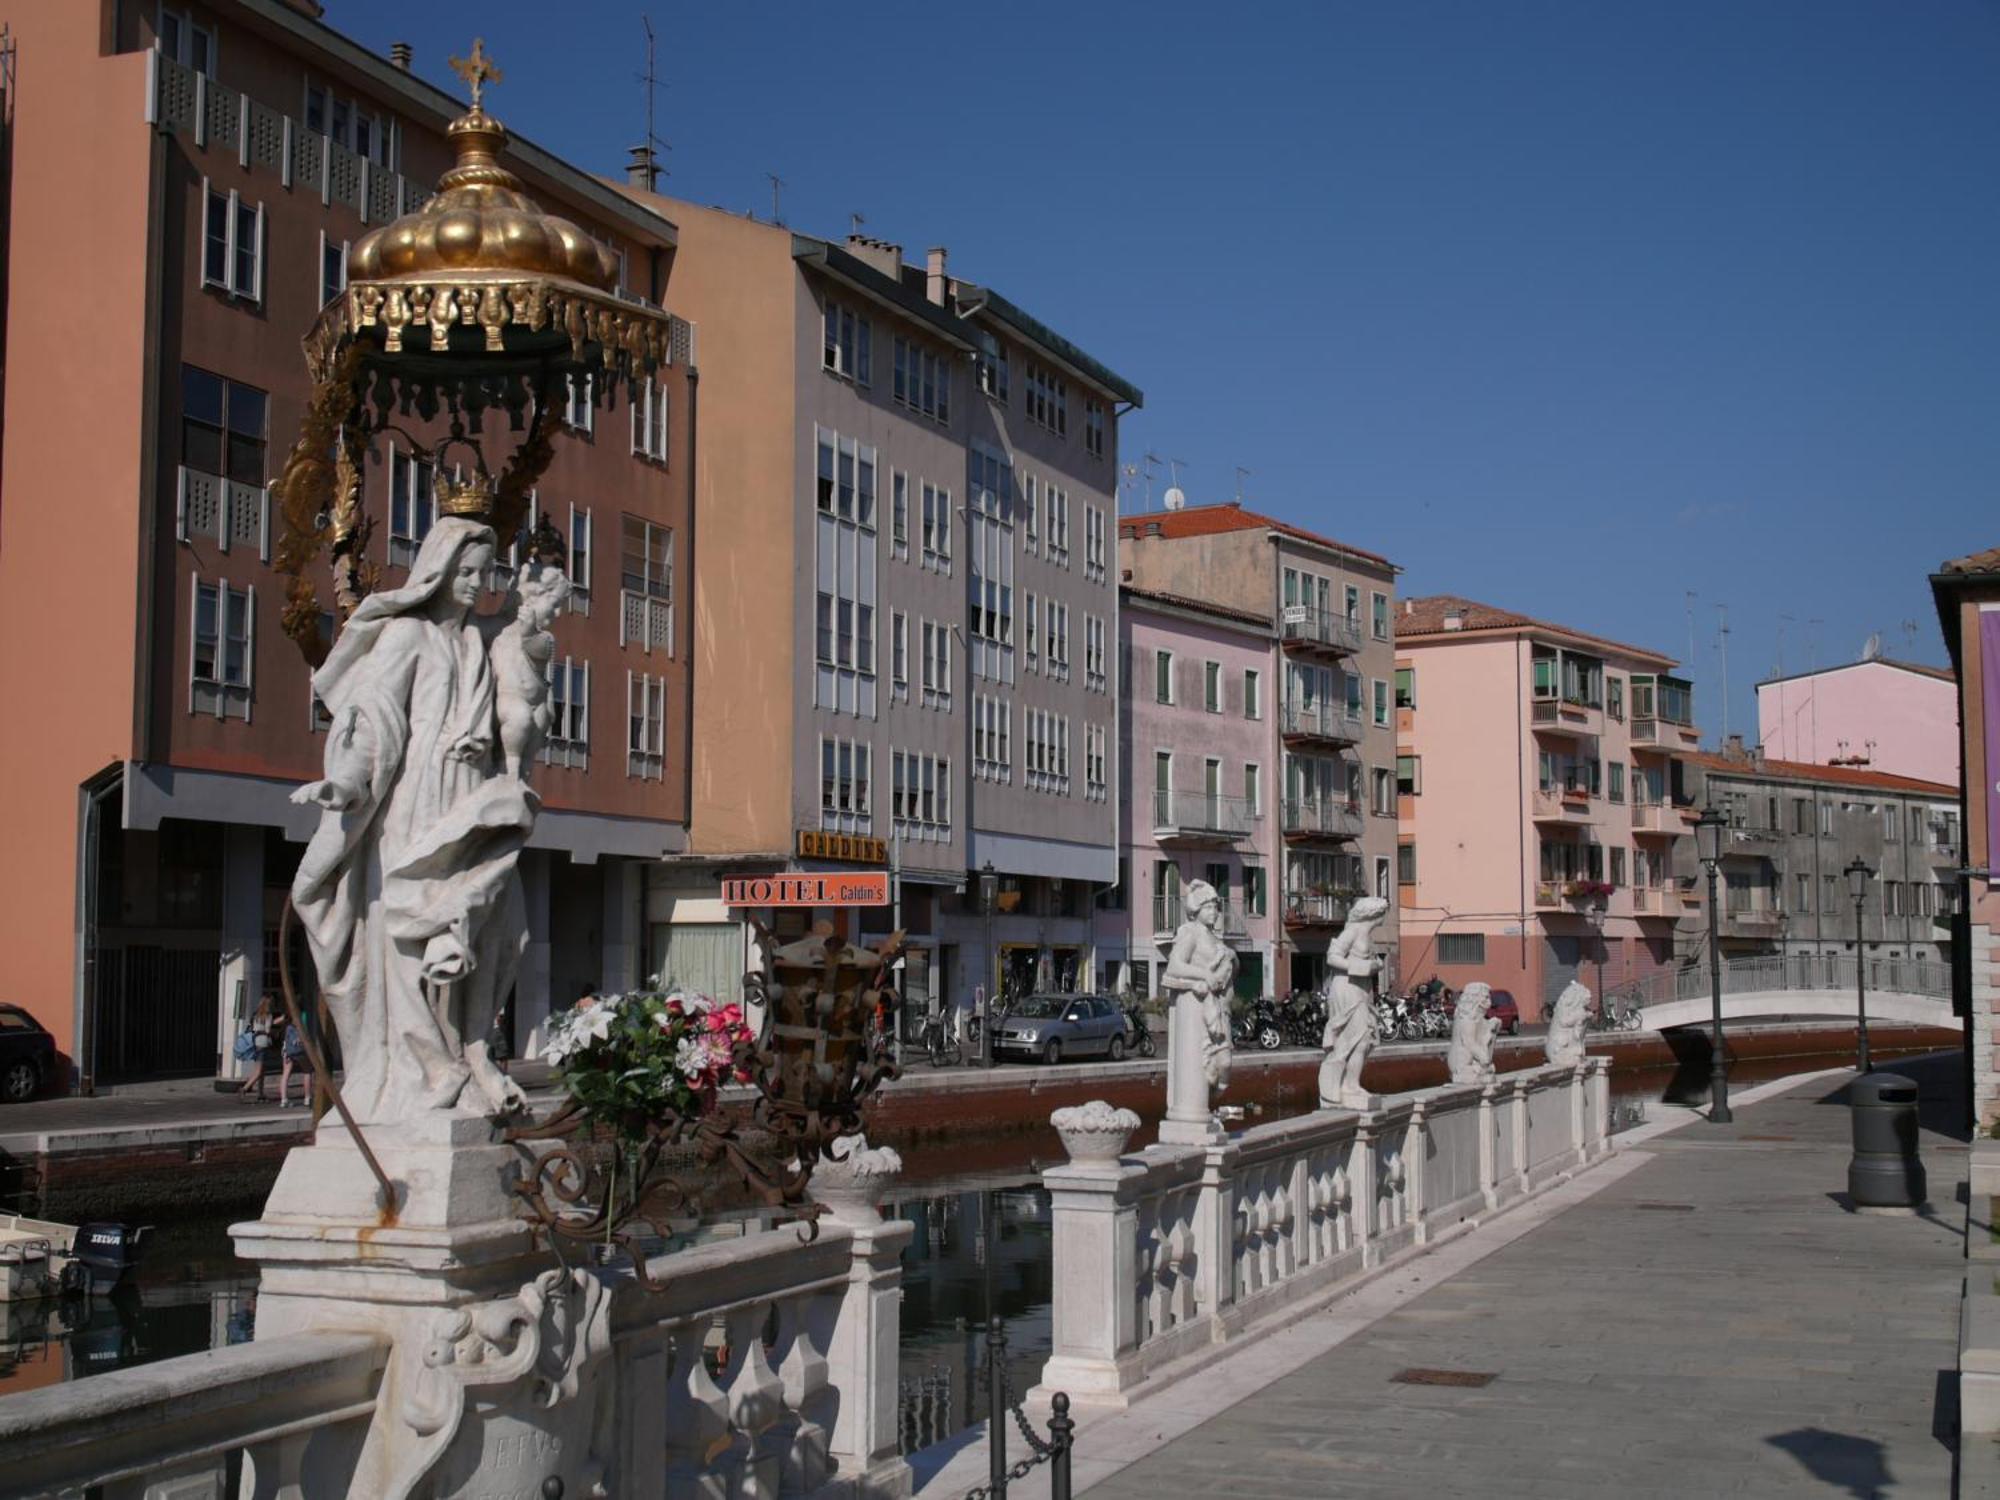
[1510,1075,1533,1196]
[1408,1098,1433,1244]
[724,1300,787,1497]
[662,1318,734,1498]
[1195,1140,1238,1324]
[773,1288,836,1494]
[822,1207,914,1491]
[612,1325,673,1500]
[1477,1080,1501,1211]
[1587,1057,1612,1157]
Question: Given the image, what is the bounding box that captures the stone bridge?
[1610,953,1959,1032]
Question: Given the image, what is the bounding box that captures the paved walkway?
[983,1056,1968,1498]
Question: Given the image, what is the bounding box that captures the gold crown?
[436,470,497,521]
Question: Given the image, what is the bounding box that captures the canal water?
[0,1051,1883,1449]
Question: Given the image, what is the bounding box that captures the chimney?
[1403,599,1414,615]
[1144,521,1164,538]
[1442,608,1464,631]
[389,41,413,70]
[1723,733,1747,762]
[626,145,659,193]
[926,246,948,306]
[844,235,904,282]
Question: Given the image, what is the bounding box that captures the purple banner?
[1982,611,2000,869]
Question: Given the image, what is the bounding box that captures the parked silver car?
[992,994,1128,1065]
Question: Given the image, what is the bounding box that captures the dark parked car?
[0,1006,54,1102]
[1487,989,1522,1037]
[992,994,1128,1065]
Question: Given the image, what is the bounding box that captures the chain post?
[1049,1392,1074,1500]
[987,1314,1008,1497]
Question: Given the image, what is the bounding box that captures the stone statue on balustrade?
[288,507,570,1131]
[1544,981,1593,1067]
[1161,879,1238,1092]
[1447,981,1500,1084]
[1319,895,1389,1109]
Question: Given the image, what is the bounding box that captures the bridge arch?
[1612,953,1959,1033]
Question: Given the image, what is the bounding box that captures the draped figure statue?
[290,516,557,1127]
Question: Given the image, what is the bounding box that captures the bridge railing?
[1036,1061,1612,1406]
[1615,953,1953,1011]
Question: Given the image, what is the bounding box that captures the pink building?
[1099,589,1281,999]
[1756,657,1959,788]
[1396,596,1698,1021]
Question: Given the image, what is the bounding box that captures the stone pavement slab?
[1065,1055,1966,1498]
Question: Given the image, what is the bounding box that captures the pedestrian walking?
[233,994,281,1101]
[276,1013,313,1109]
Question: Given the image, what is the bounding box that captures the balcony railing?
[1530,697,1602,736]
[1628,716,1699,749]
[1630,801,1681,835]
[1283,890,1353,926]
[1279,606,1365,656]
[1722,907,1784,933]
[1153,894,1252,937]
[1280,797,1364,840]
[1153,790,1257,841]
[1279,701,1363,746]
[1630,886,1673,916]
[1532,787,1594,822]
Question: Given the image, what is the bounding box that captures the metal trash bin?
[1847,1072,1925,1210]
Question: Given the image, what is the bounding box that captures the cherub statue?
[490,558,572,781]
[1447,981,1500,1084]
[1545,981,1593,1067]
[1161,880,1237,1091]
[1319,895,1388,1109]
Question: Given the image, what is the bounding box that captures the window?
[977,337,1010,401]
[1374,856,1391,899]
[1883,805,1900,841]
[1025,362,1068,436]
[563,373,595,434]
[619,516,675,654]
[1438,933,1485,965]
[1608,763,1625,803]
[1345,672,1364,720]
[1155,650,1175,705]
[1244,866,1267,918]
[815,430,879,527]
[1084,504,1108,582]
[1343,584,1361,627]
[1244,668,1261,720]
[819,735,872,829]
[974,693,1012,779]
[1371,592,1389,640]
[1204,661,1222,713]
[627,672,666,779]
[1084,398,1106,458]
[198,182,263,303]
[1244,763,1261,815]
[1371,767,1395,816]
[1086,724,1109,802]
[1610,848,1625,887]
[1021,473,1040,551]
[1607,676,1624,721]
[1883,881,1901,918]
[1793,797,1811,834]
[921,620,952,709]
[158,6,215,76]
[1397,755,1420,796]
[388,447,435,568]
[1047,601,1071,680]
[189,576,253,718]
[1024,708,1071,793]
[1394,667,1415,710]
[1046,484,1071,563]
[891,611,909,699]
[1824,872,1837,910]
[318,231,349,309]
[921,483,953,570]
[1796,873,1811,913]
[1085,615,1107,692]
[630,378,670,464]
[544,657,589,769]
[1819,801,1833,836]
[891,472,910,558]
[821,299,872,384]
[893,335,951,424]
[303,77,394,166]
[1397,843,1417,885]
[1372,678,1388,727]
[892,750,952,837]
[180,367,268,485]
[567,504,594,610]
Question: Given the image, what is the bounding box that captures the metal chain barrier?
[961,1315,1074,1500]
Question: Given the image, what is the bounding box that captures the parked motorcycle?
[1279,989,1325,1048]
[1122,1002,1158,1059]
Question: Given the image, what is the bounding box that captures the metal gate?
[95,945,218,1082]
[1542,934,1583,1015]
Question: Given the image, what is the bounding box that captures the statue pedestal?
[1158,995,1223,1146]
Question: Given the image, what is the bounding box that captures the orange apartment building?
[1394,595,1700,1020]
[0,1,696,1087]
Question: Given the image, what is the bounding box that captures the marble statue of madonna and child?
[288,513,570,1132]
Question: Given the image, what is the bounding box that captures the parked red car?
[0,1004,54,1102]
[1486,989,1522,1037]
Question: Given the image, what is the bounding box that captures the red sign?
[722,872,890,908]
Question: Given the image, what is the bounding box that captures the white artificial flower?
[673,990,714,1016]
[673,1036,709,1081]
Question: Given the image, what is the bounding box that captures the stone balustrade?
[1036,1059,1613,1408]
[0,1211,913,1500]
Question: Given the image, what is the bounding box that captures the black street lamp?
[979,861,998,1070]
[1846,857,1874,1074]
[1694,806,1732,1124]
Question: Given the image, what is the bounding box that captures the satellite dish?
[1860,633,1881,662]
[1162,486,1186,511]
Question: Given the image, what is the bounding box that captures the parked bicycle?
[1121,1001,1158,1059]
[920,1009,961,1069]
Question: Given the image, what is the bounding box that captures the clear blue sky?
[337,0,2000,744]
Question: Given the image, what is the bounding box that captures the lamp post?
[1846,857,1874,1074]
[1694,806,1732,1123]
[979,861,998,1069]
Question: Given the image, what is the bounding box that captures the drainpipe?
[76,768,122,1097]
[132,125,169,762]
[680,360,698,856]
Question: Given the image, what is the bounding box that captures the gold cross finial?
[448,37,503,111]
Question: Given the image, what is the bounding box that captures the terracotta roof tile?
[1942,545,2000,575]
[1395,594,1677,667]
[1116,503,1393,570]
[1679,750,1956,798]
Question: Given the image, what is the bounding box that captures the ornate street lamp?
[1846,857,1875,1073]
[1694,806,1732,1124]
[980,861,999,1069]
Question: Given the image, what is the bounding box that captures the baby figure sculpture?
[1544,981,1593,1067]
[1319,895,1389,1109]
[1446,981,1500,1084]
[1161,879,1237,1092]
[491,557,573,781]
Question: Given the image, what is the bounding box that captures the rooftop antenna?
[1684,591,1697,676]
[1141,451,1163,511]
[1716,603,1731,745]
[767,172,786,227]
[1773,613,1794,758]
[850,212,866,236]
[1162,458,1188,511]
[633,17,671,188]
[1234,465,1252,504]
[1807,618,1823,764]
[1900,618,1919,656]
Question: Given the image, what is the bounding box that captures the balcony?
[1532,786,1594,823]
[1279,606,1364,658]
[1534,879,1612,913]
[1280,798,1365,841]
[1629,801,1683,837]
[1630,886,1675,917]
[1726,823,1781,849]
[1628,716,1701,751]
[1283,891,1352,928]
[1153,894,1252,939]
[1928,839,1962,868]
[1722,907,1784,936]
[1152,791,1257,844]
[1530,697,1602,738]
[1279,700,1363,748]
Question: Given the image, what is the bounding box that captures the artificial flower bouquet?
[542,987,756,1146]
